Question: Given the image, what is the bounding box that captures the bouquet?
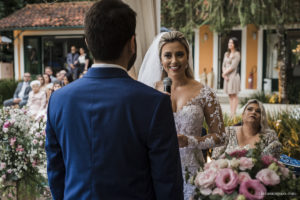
[0,106,48,198]
[193,142,300,200]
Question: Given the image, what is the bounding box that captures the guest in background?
[27,80,47,119]
[45,66,57,82]
[212,99,282,159]
[45,83,53,105]
[43,73,52,87]
[56,69,67,85]
[3,72,32,108]
[222,37,241,117]
[77,47,89,77]
[53,80,62,91]
[37,74,47,92]
[63,73,74,86]
[67,45,79,80]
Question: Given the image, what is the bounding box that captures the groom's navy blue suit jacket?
[45,67,183,200]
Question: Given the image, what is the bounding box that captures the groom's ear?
[129,35,136,54]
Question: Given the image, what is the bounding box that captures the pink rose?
[261,155,277,166]
[238,172,251,184]
[10,137,16,146]
[7,169,12,174]
[256,168,280,185]
[215,168,238,194]
[33,139,38,145]
[195,168,217,188]
[16,145,24,152]
[204,160,220,170]
[239,157,254,171]
[1,175,6,180]
[239,179,266,200]
[3,121,11,129]
[229,149,248,158]
[280,166,290,178]
[212,187,224,196]
[32,160,37,167]
[204,161,212,170]
[39,141,44,146]
[0,162,6,170]
[35,132,41,138]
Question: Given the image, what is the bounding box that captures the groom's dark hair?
[84,0,136,61]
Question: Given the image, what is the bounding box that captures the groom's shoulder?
[130,79,165,97]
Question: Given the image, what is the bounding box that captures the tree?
[200,0,300,103]
[161,0,203,43]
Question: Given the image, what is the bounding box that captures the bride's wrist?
[186,135,198,146]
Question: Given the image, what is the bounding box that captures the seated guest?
[43,73,52,87]
[212,99,282,159]
[45,82,54,105]
[37,74,46,92]
[3,72,31,108]
[56,69,67,85]
[45,66,57,82]
[53,80,62,91]
[63,73,73,86]
[27,80,47,119]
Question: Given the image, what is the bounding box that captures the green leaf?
[221,191,238,200]
[209,194,222,200]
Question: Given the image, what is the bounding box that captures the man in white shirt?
[3,72,32,108]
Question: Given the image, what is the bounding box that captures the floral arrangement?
[0,106,48,198]
[193,143,300,200]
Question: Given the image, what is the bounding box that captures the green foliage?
[0,79,19,106]
[199,0,240,33]
[161,0,203,42]
[287,80,300,104]
[200,0,300,32]
[222,113,242,127]
[239,92,270,107]
[268,110,300,160]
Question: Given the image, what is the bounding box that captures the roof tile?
[0,1,93,30]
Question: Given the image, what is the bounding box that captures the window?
[24,36,42,76]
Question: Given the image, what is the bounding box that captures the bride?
[138,31,226,200]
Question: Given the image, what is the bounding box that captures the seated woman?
[27,80,47,119]
[212,99,282,159]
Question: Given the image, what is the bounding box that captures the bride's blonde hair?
[158,31,194,79]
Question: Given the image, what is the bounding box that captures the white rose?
[217,159,229,169]
[230,158,240,168]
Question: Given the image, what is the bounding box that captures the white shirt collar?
[92,63,127,72]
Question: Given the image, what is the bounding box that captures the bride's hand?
[162,91,171,96]
[177,134,188,148]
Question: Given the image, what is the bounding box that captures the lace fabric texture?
[211,126,282,160]
[173,85,225,200]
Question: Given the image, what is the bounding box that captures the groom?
[45,0,183,199]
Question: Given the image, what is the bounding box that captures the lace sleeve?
[211,127,232,159]
[186,87,226,149]
[262,129,282,159]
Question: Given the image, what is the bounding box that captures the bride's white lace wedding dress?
[174,85,225,200]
